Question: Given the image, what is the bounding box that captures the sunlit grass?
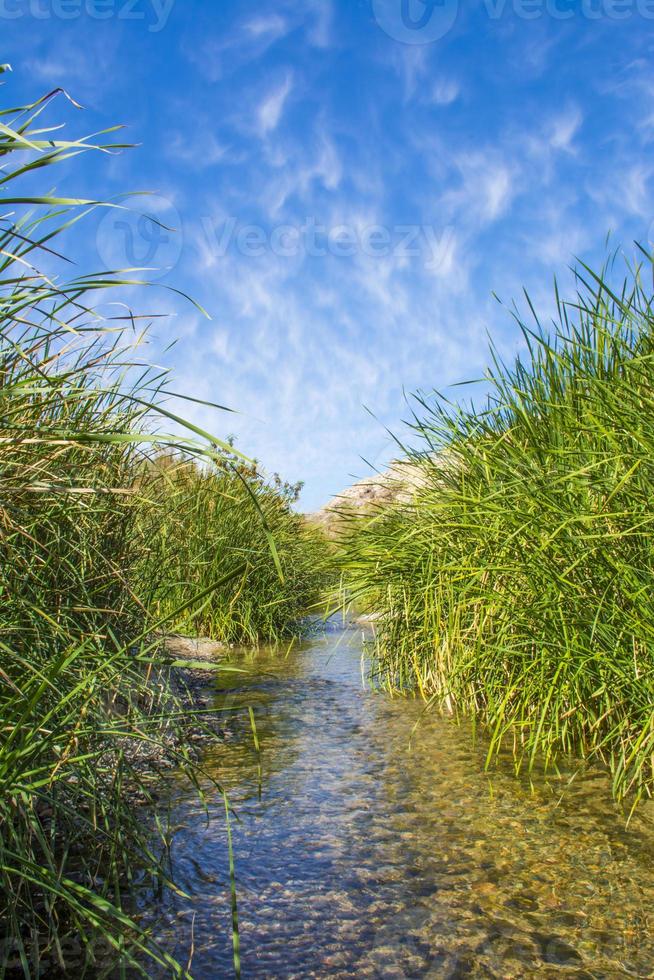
[341,254,654,808]
[138,452,331,645]
[0,69,328,976]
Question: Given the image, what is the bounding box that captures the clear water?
[141,622,654,978]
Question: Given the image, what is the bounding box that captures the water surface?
[142,622,654,978]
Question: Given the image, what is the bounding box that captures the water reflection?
[140,623,654,978]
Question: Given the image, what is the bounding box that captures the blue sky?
[2,1,654,508]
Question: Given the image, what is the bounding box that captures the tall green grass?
[138,451,331,644]
[0,71,327,975]
[342,256,654,806]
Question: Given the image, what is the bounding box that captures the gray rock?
[160,634,227,663]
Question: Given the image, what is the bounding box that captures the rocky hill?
[310,460,425,536]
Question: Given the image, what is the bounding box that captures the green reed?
[341,255,654,807]
[137,452,331,645]
[0,69,327,976]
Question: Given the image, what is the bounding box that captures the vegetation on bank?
[0,72,328,976]
[341,257,654,807]
[140,452,330,644]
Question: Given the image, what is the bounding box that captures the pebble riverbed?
[136,621,654,979]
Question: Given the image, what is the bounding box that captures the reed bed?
[342,257,654,806]
[0,70,327,976]
[139,453,330,645]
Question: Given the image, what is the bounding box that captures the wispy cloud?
[439,153,517,226]
[166,130,229,169]
[243,13,289,42]
[182,13,290,81]
[548,106,583,152]
[256,72,294,136]
[305,0,333,48]
[430,79,460,106]
[8,0,648,509]
[258,125,342,214]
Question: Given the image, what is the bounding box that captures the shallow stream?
[141,622,654,978]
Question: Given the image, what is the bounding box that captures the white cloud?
[24,32,120,99]
[256,73,294,136]
[305,0,333,48]
[621,164,653,214]
[184,3,332,83]
[183,14,290,82]
[244,14,289,41]
[147,9,652,510]
[483,166,513,221]
[167,131,229,169]
[210,328,231,361]
[439,153,517,226]
[430,79,460,106]
[390,45,431,102]
[259,126,342,214]
[548,106,583,152]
